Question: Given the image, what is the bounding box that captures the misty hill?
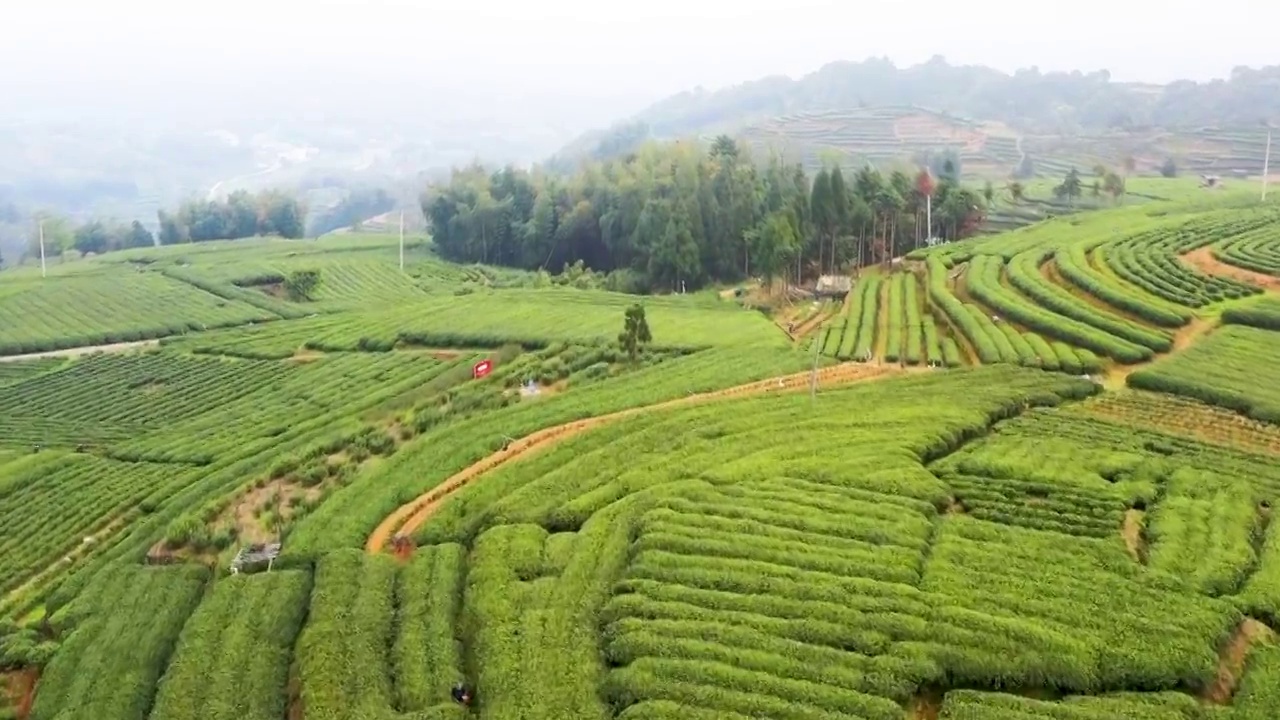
[555,58,1279,178]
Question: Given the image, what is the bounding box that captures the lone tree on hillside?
[284,269,321,301]
[618,303,652,363]
[1054,168,1083,207]
[1103,172,1126,203]
[1161,158,1179,178]
[1006,181,1025,205]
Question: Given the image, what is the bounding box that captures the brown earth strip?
[1103,315,1216,389]
[366,362,913,553]
[1122,509,1146,563]
[0,340,158,363]
[908,687,944,720]
[1182,246,1280,292]
[2,668,38,720]
[1202,618,1276,704]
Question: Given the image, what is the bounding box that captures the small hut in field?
[814,275,852,300]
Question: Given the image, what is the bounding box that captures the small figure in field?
[452,682,473,706]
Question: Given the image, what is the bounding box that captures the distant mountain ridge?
[553,57,1279,177]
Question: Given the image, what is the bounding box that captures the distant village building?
[814,275,852,299]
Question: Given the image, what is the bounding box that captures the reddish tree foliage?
[915,169,936,199]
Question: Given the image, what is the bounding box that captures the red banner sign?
[472,359,492,379]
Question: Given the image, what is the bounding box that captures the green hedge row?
[885,274,905,363]
[1054,245,1190,328]
[965,255,1152,364]
[925,257,1000,364]
[150,571,311,720]
[852,276,882,362]
[31,565,209,720]
[1008,251,1174,352]
[1222,298,1280,331]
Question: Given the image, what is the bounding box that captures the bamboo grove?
[422,137,987,292]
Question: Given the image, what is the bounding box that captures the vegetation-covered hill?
[3,184,1280,720]
[556,59,1280,179]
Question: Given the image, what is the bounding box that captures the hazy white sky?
[2,0,1277,122]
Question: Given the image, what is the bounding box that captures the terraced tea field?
[3,196,1280,720]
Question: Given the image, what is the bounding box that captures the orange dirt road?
[1182,247,1280,292]
[1203,618,1275,704]
[3,668,38,720]
[365,362,909,553]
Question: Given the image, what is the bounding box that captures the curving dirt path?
[1122,509,1146,563]
[1182,247,1280,292]
[366,362,911,553]
[0,340,158,364]
[2,668,37,720]
[1103,315,1216,389]
[1202,618,1275,704]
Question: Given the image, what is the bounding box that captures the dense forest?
[556,59,1280,165]
[156,190,305,244]
[423,138,985,291]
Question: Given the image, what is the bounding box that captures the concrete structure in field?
[230,542,281,574]
[814,275,852,299]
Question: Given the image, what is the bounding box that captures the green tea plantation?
[3,195,1280,720]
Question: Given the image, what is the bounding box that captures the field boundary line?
[365,362,914,553]
[0,340,158,363]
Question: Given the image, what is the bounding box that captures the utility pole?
[926,193,933,242]
[399,210,405,271]
[38,221,46,278]
[1263,127,1272,202]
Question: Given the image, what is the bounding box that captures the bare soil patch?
[1203,618,1276,704]
[3,668,38,720]
[255,282,288,299]
[1181,246,1280,291]
[892,114,985,152]
[229,478,324,546]
[366,362,913,553]
[907,687,944,720]
[0,340,158,364]
[790,303,837,341]
[1104,315,1216,389]
[1122,509,1146,562]
[287,664,304,720]
[289,349,325,363]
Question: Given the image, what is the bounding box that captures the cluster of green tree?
[157,189,304,244]
[423,138,985,292]
[70,219,155,254]
[306,188,396,237]
[1050,167,1127,206]
[569,58,1280,156]
[4,213,155,265]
